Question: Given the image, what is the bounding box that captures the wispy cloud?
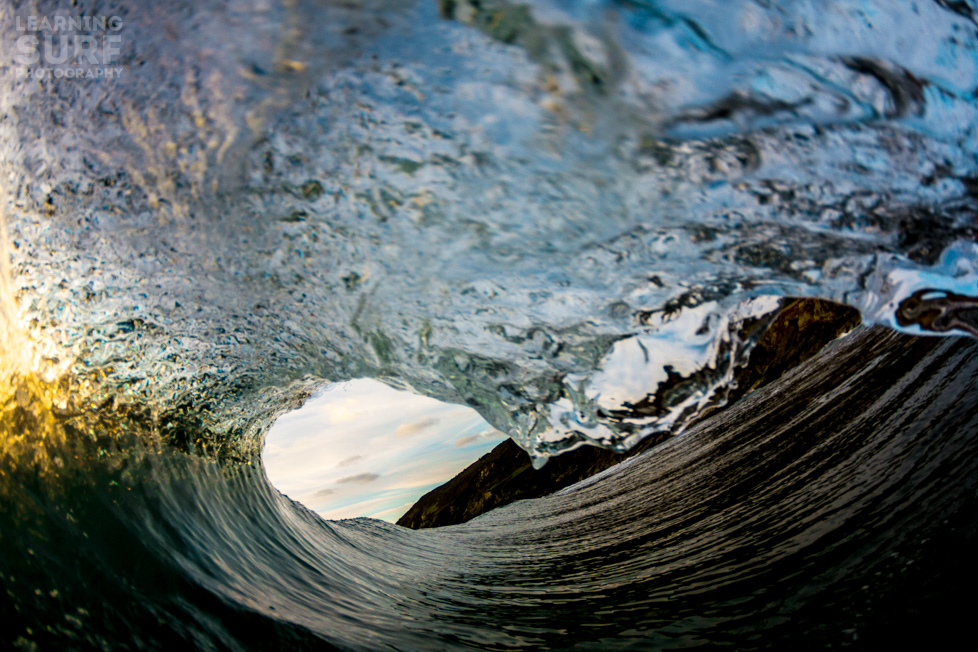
[337,472,380,484]
[456,428,506,447]
[264,379,506,522]
[394,417,439,438]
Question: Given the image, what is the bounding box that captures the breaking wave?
[2,1,978,649]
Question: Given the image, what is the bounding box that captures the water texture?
[1,1,977,649]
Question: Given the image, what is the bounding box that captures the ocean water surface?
[2,0,978,649]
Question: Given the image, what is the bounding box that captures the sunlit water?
[2,1,978,649]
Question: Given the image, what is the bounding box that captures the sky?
[262,379,507,522]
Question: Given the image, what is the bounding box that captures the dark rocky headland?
[397,298,862,529]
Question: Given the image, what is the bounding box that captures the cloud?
[264,378,503,522]
[337,473,380,484]
[457,428,507,447]
[394,417,439,438]
[323,400,361,424]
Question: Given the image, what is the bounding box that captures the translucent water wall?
[1,0,976,462]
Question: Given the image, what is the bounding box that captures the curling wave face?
[4,327,978,649]
[1,0,978,648]
[2,0,977,460]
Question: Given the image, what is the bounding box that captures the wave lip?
[1,0,977,459]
